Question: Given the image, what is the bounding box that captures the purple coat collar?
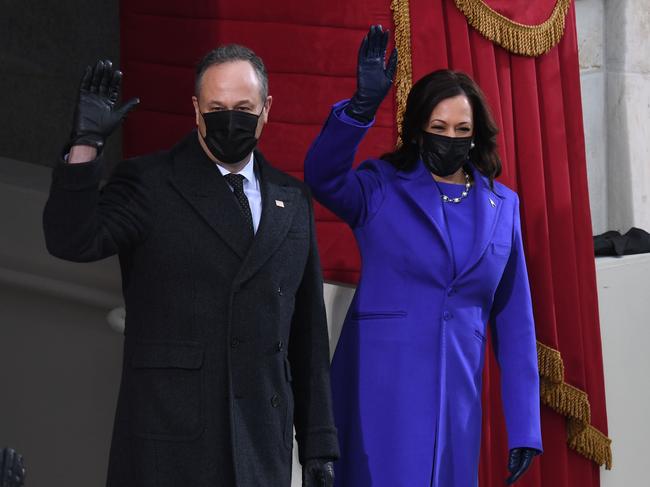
[395,159,506,279]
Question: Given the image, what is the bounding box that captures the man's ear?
[262,95,273,123]
[192,96,200,127]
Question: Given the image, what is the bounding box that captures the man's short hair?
[195,44,268,101]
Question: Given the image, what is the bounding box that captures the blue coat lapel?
[456,166,505,279]
[396,161,506,281]
[396,160,453,264]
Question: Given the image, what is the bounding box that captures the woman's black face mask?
[201,108,263,164]
[420,132,473,177]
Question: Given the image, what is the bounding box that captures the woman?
[304,26,542,487]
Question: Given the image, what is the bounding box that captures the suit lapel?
[456,168,504,278]
[234,155,299,287]
[169,133,252,259]
[396,161,454,263]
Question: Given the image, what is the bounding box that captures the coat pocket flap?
[350,310,408,320]
[131,341,204,369]
[286,230,308,240]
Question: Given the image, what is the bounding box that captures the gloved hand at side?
[506,447,541,485]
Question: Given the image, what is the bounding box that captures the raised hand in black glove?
[69,59,139,152]
[506,447,540,485]
[1,448,26,487]
[302,458,334,487]
[345,24,398,124]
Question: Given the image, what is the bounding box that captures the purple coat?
[304,104,542,487]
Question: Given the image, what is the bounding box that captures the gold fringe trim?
[540,379,591,422]
[390,0,413,141]
[568,422,614,470]
[537,340,613,469]
[537,341,564,384]
[454,0,572,57]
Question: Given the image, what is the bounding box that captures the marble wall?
[577,0,608,234]
[605,0,650,233]
[577,0,650,234]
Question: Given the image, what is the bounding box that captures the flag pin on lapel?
[275,200,285,208]
[489,198,496,208]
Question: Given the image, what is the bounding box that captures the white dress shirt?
[217,153,262,234]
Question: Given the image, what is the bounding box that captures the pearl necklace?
[440,170,471,204]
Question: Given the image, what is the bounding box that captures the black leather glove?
[506,447,540,485]
[302,458,334,487]
[0,448,26,487]
[345,24,398,124]
[69,59,139,152]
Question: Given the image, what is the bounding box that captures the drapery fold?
[120,1,610,485]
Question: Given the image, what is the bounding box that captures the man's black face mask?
[201,109,262,164]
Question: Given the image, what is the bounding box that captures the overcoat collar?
[396,159,505,280]
[169,132,299,284]
[235,153,300,287]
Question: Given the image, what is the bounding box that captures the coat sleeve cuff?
[332,99,375,128]
[52,157,104,191]
[296,427,340,463]
[508,437,543,453]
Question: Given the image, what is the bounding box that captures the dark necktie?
[224,173,254,236]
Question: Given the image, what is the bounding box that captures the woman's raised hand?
[345,25,398,124]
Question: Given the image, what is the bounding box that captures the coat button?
[277,341,284,352]
[277,286,283,296]
[443,311,452,321]
[231,338,240,349]
[271,394,280,408]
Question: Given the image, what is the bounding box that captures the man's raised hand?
[69,59,139,155]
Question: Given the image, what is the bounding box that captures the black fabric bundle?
[594,227,650,256]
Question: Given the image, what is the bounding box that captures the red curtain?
[120,1,608,485]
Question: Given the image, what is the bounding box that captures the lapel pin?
[489,198,496,208]
[275,200,285,208]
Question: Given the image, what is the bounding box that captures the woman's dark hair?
[382,70,501,184]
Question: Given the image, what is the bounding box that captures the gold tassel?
[390,0,413,141]
[454,0,572,57]
[540,379,592,423]
[537,341,564,383]
[537,340,613,469]
[568,422,614,469]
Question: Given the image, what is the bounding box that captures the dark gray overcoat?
[43,132,339,487]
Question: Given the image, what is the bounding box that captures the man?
[0,448,25,487]
[43,46,338,486]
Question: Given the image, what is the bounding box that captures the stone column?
[577,0,608,234]
[606,0,650,232]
